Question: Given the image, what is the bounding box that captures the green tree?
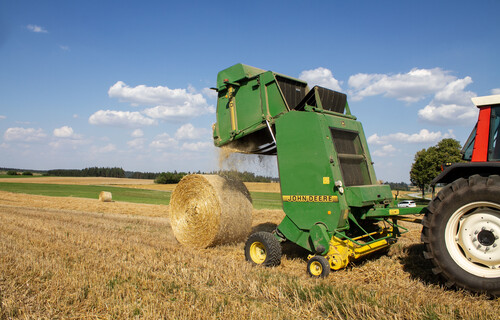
[410,138,463,197]
[436,138,463,164]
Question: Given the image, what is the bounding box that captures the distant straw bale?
[169,174,253,248]
[98,191,112,202]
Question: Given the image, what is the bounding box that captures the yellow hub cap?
[249,241,266,264]
[309,261,323,276]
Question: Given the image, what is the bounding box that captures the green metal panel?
[345,185,393,207]
[216,64,265,90]
[233,78,263,132]
[310,223,330,254]
[274,109,398,252]
[275,111,348,236]
[213,64,308,148]
[261,71,289,118]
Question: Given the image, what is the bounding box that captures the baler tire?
[422,174,500,297]
[307,256,330,278]
[244,232,281,267]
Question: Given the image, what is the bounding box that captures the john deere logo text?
[282,195,338,203]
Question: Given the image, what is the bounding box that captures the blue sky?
[1,0,499,182]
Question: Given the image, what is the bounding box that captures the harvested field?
[0,177,280,193]
[244,182,281,193]
[0,192,498,319]
[0,176,156,185]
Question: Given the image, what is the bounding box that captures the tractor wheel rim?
[249,242,266,264]
[445,201,500,278]
[309,261,323,276]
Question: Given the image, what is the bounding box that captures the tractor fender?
[431,162,500,186]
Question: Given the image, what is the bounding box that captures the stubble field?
[0,178,498,319]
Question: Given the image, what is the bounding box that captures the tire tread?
[245,231,282,267]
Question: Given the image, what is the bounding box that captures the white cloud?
[491,88,500,95]
[187,84,197,94]
[372,144,397,157]
[348,68,456,102]
[299,67,342,91]
[417,77,477,125]
[4,127,47,142]
[53,126,75,138]
[51,127,84,147]
[433,77,475,104]
[143,105,215,120]
[59,45,70,51]
[150,133,178,149]
[175,123,209,140]
[108,81,215,120]
[367,129,454,145]
[88,110,157,127]
[127,138,146,149]
[49,138,89,149]
[91,144,116,153]
[0,115,6,119]
[347,67,478,125]
[367,134,383,145]
[181,141,212,151]
[202,87,218,99]
[108,81,205,107]
[418,104,478,125]
[27,24,48,33]
[131,129,144,137]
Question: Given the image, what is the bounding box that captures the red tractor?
[425,94,500,296]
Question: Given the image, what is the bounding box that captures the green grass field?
[249,191,282,209]
[0,182,282,209]
[0,182,171,205]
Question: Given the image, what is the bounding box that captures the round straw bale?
[169,174,253,248]
[99,191,112,202]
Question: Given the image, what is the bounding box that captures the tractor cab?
[462,95,500,162]
[432,95,500,185]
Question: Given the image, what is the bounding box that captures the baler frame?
[213,63,426,276]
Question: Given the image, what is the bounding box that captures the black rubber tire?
[244,231,281,267]
[307,256,330,278]
[422,174,500,297]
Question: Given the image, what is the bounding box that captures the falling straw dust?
[169,174,253,248]
[218,146,278,178]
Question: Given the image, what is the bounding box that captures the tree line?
[213,170,278,183]
[38,167,277,184]
[153,170,278,184]
[383,181,410,191]
[47,167,126,178]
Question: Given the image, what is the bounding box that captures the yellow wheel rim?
[309,260,323,276]
[249,241,266,264]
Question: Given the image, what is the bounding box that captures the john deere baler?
[213,63,425,276]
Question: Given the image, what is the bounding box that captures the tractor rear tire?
[422,175,500,297]
[307,256,330,278]
[244,232,282,267]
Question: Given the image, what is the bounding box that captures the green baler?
[213,64,426,276]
